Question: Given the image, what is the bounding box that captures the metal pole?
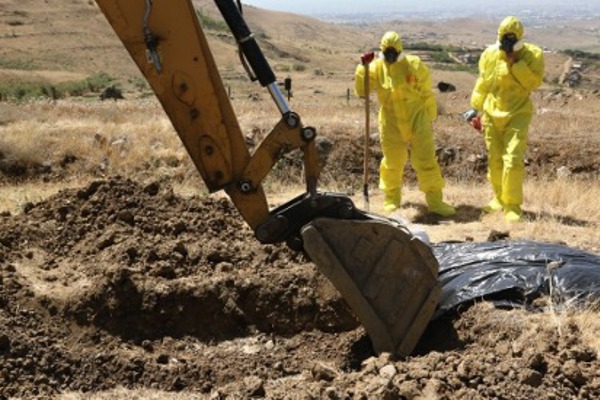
[363,62,371,211]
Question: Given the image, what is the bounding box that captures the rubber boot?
[504,205,522,223]
[483,198,503,214]
[426,191,456,217]
[383,190,401,213]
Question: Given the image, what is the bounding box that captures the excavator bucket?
[301,216,441,356]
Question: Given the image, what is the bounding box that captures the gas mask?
[499,33,523,54]
[383,47,401,63]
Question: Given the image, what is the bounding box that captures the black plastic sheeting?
[431,240,600,319]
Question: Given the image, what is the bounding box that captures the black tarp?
[432,240,600,318]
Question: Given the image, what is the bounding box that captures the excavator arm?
[94,0,441,356]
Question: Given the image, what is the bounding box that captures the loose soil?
[1,176,600,399]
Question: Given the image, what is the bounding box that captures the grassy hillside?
[1,1,597,85]
[0,0,372,80]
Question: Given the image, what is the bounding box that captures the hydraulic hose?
[214,0,275,87]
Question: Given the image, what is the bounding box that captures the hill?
[0,0,598,91]
[0,0,373,83]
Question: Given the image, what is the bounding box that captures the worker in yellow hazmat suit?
[355,31,455,216]
[464,16,544,222]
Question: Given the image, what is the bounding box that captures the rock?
[311,362,338,382]
[244,376,265,397]
[100,85,125,101]
[396,379,420,399]
[557,166,571,178]
[379,364,397,379]
[437,81,456,92]
[141,340,154,352]
[520,369,543,387]
[117,210,134,225]
[487,230,510,241]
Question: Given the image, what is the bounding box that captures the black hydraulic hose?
[214,0,276,87]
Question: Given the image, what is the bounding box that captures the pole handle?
[363,62,371,210]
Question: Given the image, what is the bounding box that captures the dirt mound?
[1,178,600,398]
[0,177,357,396]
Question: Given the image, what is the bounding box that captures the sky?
[242,0,599,19]
[244,0,409,14]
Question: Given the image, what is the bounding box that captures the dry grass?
[357,178,600,253]
[0,181,85,213]
[571,309,600,354]
[0,99,199,208]
[471,302,600,357]
[2,76,600,254]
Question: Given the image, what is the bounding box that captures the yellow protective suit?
[470,16,544,221]
[355,32,454,216]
